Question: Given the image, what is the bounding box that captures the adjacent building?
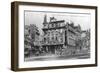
[81,30,90,51]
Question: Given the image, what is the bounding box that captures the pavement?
[24,53,90,61]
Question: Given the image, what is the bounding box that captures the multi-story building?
[64,22,82,55]
[42,15,82,55]
[42,15,65,54]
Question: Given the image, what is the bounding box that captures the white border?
[19,5,96,68]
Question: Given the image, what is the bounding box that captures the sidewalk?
[25,54,59,61]
[24,52,90,61]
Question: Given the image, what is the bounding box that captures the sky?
[25,11,91,34]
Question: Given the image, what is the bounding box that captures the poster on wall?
[11,1,97,71]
